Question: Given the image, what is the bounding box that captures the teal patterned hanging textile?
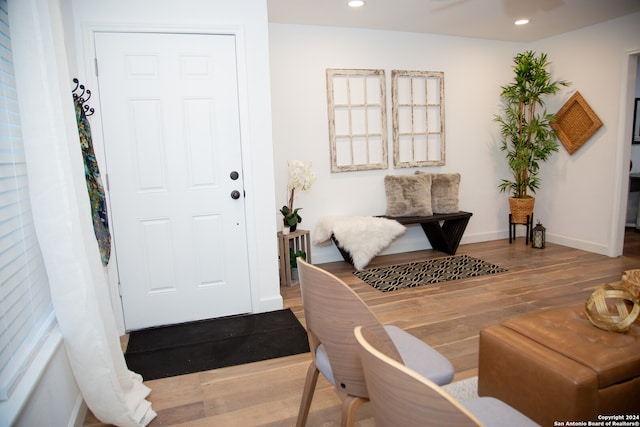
[73,79,111,265]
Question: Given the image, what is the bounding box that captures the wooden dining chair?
[295,259,454,427]
[354,325,540,427]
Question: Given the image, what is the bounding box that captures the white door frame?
[80,24,261,333]
[612,49,640,257]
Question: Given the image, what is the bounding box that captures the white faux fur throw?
[314,216,406,270]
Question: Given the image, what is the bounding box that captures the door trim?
[83,24,256,334]
[612,49,640,257]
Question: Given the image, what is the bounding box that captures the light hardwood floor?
[84,232,640,426]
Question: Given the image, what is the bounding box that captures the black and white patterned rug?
[353,255,507,292]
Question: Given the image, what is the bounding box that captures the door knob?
[230,171,239,180]
[230,190,241,199]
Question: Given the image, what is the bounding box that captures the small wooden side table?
[277,229,312,287]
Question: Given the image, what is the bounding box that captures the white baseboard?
[70,398,88,427]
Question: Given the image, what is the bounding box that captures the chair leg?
[341,395,367,427]
[296,362,320,427]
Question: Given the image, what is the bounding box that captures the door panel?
[95,32,252,331]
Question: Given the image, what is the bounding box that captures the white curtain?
[8,0,156,425]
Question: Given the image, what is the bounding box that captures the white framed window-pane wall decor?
[392,70,445,168]
[326,69,388,172]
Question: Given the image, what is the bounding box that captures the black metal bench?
[331,211,473,264]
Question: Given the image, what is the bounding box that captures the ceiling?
[267,0,640,42]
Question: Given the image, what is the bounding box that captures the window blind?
[0,0,55,400]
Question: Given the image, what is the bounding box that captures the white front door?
[95,32,252,331]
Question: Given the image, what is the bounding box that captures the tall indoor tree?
[496,50,569,224]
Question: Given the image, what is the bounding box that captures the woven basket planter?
[509,197,535,224]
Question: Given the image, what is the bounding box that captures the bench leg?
[420,216,471,255]
[331,235,354,265]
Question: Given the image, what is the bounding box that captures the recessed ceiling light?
[515,19,530,25]
[348,0,365,7]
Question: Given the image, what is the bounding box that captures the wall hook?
[72,78,95,117]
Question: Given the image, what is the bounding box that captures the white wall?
[65,0,282,332]
[534,12,640,256]
[269,13,640,264]
[12,332,84,427]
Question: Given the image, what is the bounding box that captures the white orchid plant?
[280,160,315,229]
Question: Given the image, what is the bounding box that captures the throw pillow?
[384,174,433,217]
[416,172,460,214]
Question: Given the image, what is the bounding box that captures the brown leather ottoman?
[478,304,640,426]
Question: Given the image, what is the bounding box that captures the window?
[0,0,54,400]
